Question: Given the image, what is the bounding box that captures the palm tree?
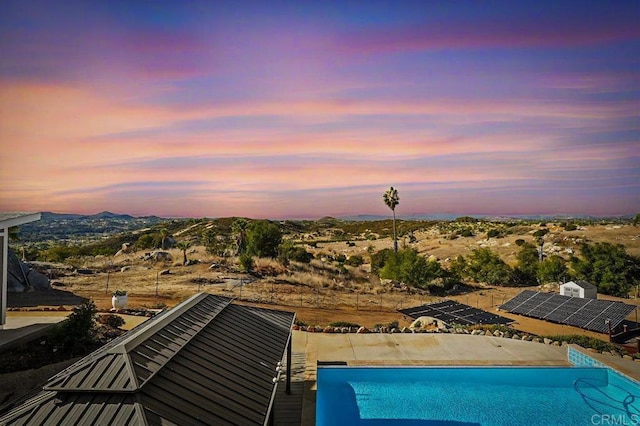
[176,241,192,265]
[383,187,400,253]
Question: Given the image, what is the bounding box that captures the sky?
[0,1,639,219]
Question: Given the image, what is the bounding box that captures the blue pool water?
[316,366,640,425]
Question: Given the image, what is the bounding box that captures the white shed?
[560,280,597,299]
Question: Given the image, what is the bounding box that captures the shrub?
[97,314,126,328]
[487,229,500,238]
[329,321,360,328]
[238,252,254,272]
[459,229,473,237]
[55,300,98,355]
[345,255,364,267]
[542,335,619,353]
[278,241,313,264]
[515,239,525,246]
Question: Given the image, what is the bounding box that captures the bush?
[459,229,473,237]
[55,300,98,355]
[97,314,126,329]
[345,255,364,267]
[542,335,619,353]
[329,321,360,328]
[532,229,549,238]
[278,241,313,264]
[238,252,254,272]
[515,239,525,246]
[487,229,500,238]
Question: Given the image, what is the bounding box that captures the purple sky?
[1,1,639,218]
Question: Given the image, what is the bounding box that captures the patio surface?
[276,331,570,425]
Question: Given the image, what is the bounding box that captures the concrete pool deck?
[276,331,571,426]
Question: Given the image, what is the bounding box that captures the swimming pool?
[317,366,640,425]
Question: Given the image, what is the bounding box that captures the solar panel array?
[499,290,637,333]
[400,300,514,326]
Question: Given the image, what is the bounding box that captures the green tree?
[379,248,442,288]
[634,213,640,226]
[278,241,313,264]
[448,255,467,282]
[137,233,156,250]
[571,242,640,297]
[55,300,98,355]
[538,255,567,283]
[371,248,394,275]
[201,229,216,247]
[246,220,282,258]
[515,243,539,284]
[383,187,400,253]
[232,218,249,255]
[466,248,513,285]
[175,241,192,265]
[239,252,254,272]
[159,228,169,249]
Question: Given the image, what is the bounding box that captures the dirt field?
[14,224,640,339]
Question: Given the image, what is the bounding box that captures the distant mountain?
[17,211,168,243]
[87,211,134,220]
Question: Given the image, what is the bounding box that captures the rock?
[493,330,501,337]
[532,338,542,343]
[512,334,520,340]
[57,306,67,311]
[552,341,560,346]
[503,332,511,339]
[27,269,51,290]
[485,330,493,336]
[160,269,171,275]
[623,355,633,360]
[543,338,552,345]
[522,335,531,341]
[323,326,333,333]
[121,266,131,272]
[401,327,412,333]
[357,326,369,334]
[76,269,94,275]
[341,327,349,334]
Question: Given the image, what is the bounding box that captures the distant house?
[560,280,597,299]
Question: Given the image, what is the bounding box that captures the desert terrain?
[18,222,639,341]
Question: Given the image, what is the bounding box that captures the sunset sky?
[1,1,639,219]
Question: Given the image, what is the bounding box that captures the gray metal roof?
[0,212,41,229]
[0,293,295,425]
[562,280,597,290]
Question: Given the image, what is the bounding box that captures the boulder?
[27,269,50,290]
[543,338,552,345]
[121,266,131,272]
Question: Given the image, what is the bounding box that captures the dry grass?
[43,223,640,335]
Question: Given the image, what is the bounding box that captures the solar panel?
[498,290,536,311]
[500,291,637,334]
[400,300,514,326]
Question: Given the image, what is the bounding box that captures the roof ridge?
[133,294,232,389]
[44,293,232,393]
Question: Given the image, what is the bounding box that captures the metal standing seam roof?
[0,293,296,426]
